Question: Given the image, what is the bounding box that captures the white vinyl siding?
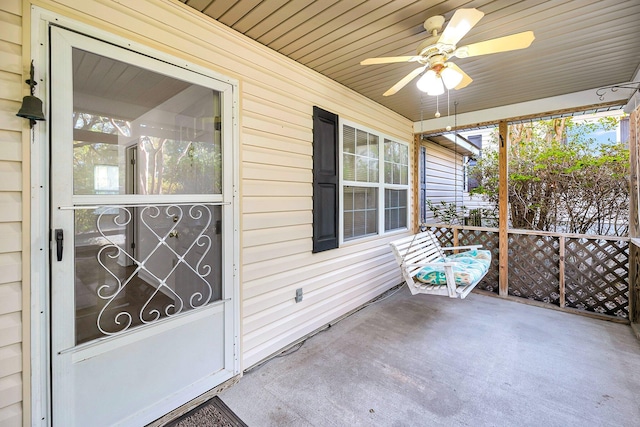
[419,139,493,223]
[19,0,413,396]
[420,140,465,222]
[463,193,492,212]
[0,0,23,425]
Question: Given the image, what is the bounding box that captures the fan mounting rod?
[416,15,456,59]
[424,15,445,34]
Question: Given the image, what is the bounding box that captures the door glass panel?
[75,204,223,345]
[72,48,222,196]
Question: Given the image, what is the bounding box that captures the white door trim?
[30,6,241,426]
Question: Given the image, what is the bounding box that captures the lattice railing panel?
[632,243,640,323]
[459,229,500,294]
[429,226,455,247]
[564,238,629,318]
[508,233,560,305]
[422,224,630,319]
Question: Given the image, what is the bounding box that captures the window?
[93,165,119,194]
[464,135,482,192]
[418,146,427,224]
[341,122,409,241]
[385,188,407,231]
[383,138,409,232]
[343,186,377,239]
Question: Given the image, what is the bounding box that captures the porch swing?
[389,230,490,298]
[389,97,491,298]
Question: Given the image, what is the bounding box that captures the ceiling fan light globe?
[441,67,463,89]
[427,76,445,96]
[416,69,440,93]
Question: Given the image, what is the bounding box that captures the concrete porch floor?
[220,288,640,427]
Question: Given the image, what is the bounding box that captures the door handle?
[55,229,64,261]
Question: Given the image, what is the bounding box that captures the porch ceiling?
[181,0,640,123]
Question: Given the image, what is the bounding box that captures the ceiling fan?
[361,8,535,96]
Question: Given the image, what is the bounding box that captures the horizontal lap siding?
[424,141,465,210]
[464,194,491,211]
[32,0,413,376]
[0,1,22,426]
[423,141,491,213]
[240,90,405,365]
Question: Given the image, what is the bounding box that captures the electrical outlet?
[295,288,303,303]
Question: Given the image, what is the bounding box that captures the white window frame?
[339,119,410,243]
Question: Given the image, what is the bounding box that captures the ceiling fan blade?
[361,56,420,65]
[446,62,473,89]
[438,8,484,46]
[455,31,535,58]
[383,66,425,96]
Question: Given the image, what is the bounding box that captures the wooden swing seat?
[389,231,490,299]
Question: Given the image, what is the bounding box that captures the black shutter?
[312,106,339,252]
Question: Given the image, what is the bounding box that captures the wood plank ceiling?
[181,0,640,122]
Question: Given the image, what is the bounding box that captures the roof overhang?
[414,85,637,135]
[423,133,480,157]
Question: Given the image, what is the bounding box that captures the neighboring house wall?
[0,1,24,425]
[461,128,496,215]
[420,137,492,223]
[421,140,465,222]
[463,193,490,211]
[3,0,413,423]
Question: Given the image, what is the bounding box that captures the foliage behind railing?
[426,224,630,319]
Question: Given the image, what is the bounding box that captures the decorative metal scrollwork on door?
[89,204,219,336]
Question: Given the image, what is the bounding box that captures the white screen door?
[49,27,238,426]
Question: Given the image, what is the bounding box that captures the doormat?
[165,396,248,427]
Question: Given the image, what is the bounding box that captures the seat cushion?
[414,249,491,286]
[447,249,492,269]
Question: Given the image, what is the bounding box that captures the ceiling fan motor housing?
[428,55,446,71]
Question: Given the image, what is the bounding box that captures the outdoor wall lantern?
[16,61,46,128]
